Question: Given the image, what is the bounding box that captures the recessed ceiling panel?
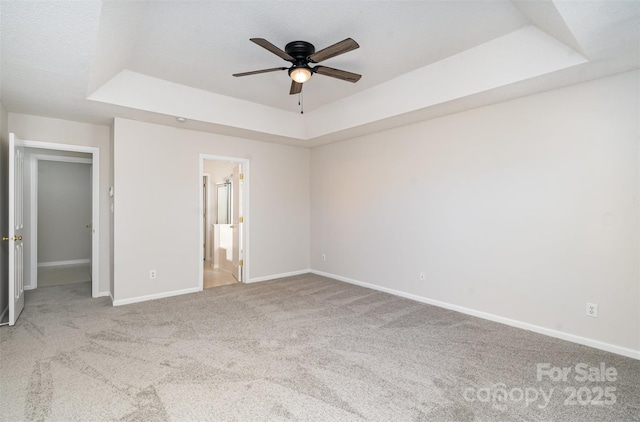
[125,1,529,113]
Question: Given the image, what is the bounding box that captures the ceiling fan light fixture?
[234,38,361,95]
[289,67,312,83]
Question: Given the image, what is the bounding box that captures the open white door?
[8,133,25,325]
[231,164,243,282]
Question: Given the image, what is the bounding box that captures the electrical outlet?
[419,272,426,281]
[586,302,598,318]
[149,270,157,280]
[322,254,326,262]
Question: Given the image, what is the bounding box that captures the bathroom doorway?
[199,155,249,288]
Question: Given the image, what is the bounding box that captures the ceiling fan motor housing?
[285,41,315,80]
[285,41,315,62]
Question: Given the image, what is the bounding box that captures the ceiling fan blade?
[290,80,303,95]
[308,38,359,63]
[233,67,287,77]
[250,38,295,61]
[314,66,361,83]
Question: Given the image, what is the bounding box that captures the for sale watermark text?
[463,362,618,410]
[537,362,617,406]
[537,363,617,382]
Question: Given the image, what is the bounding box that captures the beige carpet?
[1,274,638,421]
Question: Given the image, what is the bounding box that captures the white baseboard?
[38,259,90,268]
[310,270,640,361]
[0,305,7,323]
[97,291,110,298]
[112,287,200,307]
[248,269,311,283]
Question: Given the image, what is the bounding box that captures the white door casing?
[8,133,25,325]
[28,155,93,290]
[89,164,93,280]
[231,164,243,282]
[20,140,100,297]
[203,174,211,261]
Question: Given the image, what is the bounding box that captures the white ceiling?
[1,0,638,147]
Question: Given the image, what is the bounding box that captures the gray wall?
[113,118,310,302]
[37,160,92,263]
[310,71,639,355]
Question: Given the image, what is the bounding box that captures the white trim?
[199,154,250,290]
[22,140,100,298]
[28,155,37,290]
[32,155,92,164]
[98,291,110,298]
[37,259,91,268]
[91,150,101,297]
[30,153,93,289]
[310,270,640,361]
[248,269,311,283]
[112,287,200,307]
[203,173,211,261]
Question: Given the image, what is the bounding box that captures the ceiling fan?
[233,38,361,95]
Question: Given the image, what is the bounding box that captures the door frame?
[199,154,250,289]
[21,140,100,298]
[29,154,93,291]
[203,173,211,261]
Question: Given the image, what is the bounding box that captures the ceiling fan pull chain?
[299,92,304,114]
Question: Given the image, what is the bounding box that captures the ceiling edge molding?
[305,25,587,139]
[88,69,306,139]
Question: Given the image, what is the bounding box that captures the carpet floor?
[1,273,638,421]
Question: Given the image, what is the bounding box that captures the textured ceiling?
[123,1,528,112]
[1,1,638,146]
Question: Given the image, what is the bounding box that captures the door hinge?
[239,260,244,266]
[238,217,244,223]
[239,173,244,180]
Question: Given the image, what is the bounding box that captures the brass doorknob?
[1,236,8,241]
[14,235,22,241]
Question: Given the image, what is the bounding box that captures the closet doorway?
[22,140,100,298]
[33,155,92,289]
